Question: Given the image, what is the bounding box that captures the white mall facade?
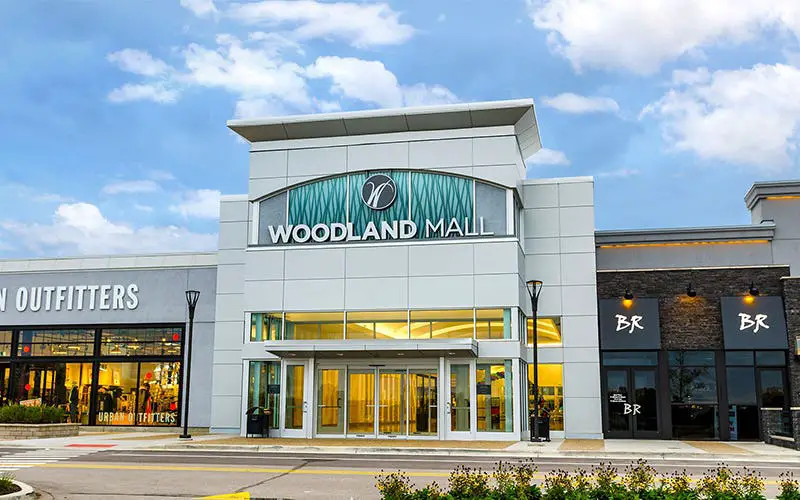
[211,100,602,440]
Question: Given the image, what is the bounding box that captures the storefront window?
[251,313,282,341]
[346,311,409,340]
[0,331,11,357]
[669,350,719,439]
[96,362,138,425]
[16,363,92,424]
[95,362,180,426]
[526,318,562,345]
[100,328,182,356]
[410,310,474,339]
[248,361,280,429]
[18,329,95,357]
[476,309,511,340]
[477,362,513,432]
[285,313,343,340]
[528,364,564,431]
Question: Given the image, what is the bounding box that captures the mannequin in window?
[69,384,79,423]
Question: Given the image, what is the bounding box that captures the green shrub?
[0,404,65,424]
[0,472,19,495]
[375,459,773,500]
[778,473,800,500]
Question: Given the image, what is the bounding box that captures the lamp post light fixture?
[179,290,200,440]
[526,279,544,442]
[686,283,697,298]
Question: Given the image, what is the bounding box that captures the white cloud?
[306,56,458,108]
[107,49,171,77]
[226,1,415,48]
[169,189,221,219]
[598,168,640,178]
[526,148,571,166]
[134,204,154,213]
[107,83,179,104]
[102,180,161,195]
[0,203,217,256]
[148,170,176,181]
[180,0,218,17]
[642,63,800,171]
[542,93,620,114]
[32,193,73,203]
[527,0,800,74]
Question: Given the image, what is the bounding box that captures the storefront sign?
[96,411,177,425]
[0,284,139,313]
[721,296,788,349]
[598,298,661,350]
[267,218,494,244]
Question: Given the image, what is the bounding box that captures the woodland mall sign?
[267,173,495,244]
[0,284,139,313]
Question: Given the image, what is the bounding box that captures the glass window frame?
[254,308,518,342]
[525,316,562,346]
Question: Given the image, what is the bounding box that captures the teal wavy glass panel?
[348,171,409,235]
[288,176,347,226]
[411,172,473,239]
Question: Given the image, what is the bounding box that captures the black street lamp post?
[526,280,544,442]
[179,290,200,440]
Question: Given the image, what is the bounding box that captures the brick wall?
[597,267,789,350]
[782,277,800,407]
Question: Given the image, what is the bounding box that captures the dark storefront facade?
[597,267,794,440]
[0,325,184,426]
[0,258,217,429]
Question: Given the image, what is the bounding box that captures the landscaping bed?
[376,459,800,499]
[0,405,78,440]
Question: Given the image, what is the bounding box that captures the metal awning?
[264,339,477,359]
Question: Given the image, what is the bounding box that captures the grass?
[0,473,19,496]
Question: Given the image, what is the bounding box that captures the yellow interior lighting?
[599,239,769,249]
[766,195,800,201]
[744,295,756,305]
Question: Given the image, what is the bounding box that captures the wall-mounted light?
[686,283,697,298]
[795,336,800,357]
[748,282,760,296]
[622,288,634,308]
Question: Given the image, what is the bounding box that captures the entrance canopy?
[264,339,477,359]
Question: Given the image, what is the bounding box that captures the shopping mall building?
[0,100,798,442]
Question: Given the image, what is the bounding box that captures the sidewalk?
[0,431,797,463]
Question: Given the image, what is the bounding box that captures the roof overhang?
[595,223,775,248]
[263,339,478,359]
[227,99,542,159]
[745,180,800,210]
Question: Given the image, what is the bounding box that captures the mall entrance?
[277,361,440,439]
[316,365,438,438]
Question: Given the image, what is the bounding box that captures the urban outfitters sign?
[721,296,788,349]
[259,171,508,245]
[0,284,139,313]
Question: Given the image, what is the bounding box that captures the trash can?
[529,415,551,442]
[246,407,269,438]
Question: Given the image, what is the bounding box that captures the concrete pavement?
[0,431,795,463]
[9,447,800,499]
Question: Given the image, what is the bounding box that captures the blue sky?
[1,0,799,257]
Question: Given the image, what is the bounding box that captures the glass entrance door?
[409,370,437,436]
[343,366,438,438]
[378,370,406,436]
[347,369,375,436]
[446,363,473,439]
[316,368,344,435]
[282,361,309,438]
[603,367,659,438]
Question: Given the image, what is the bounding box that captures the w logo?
[361,174,397,210]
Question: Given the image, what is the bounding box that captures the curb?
[144,443,800,463]
[0,481,35,499]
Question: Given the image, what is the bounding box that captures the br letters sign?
[598,298,661,350]
[721,296,788,349]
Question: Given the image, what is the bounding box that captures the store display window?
[15,363,93,424]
